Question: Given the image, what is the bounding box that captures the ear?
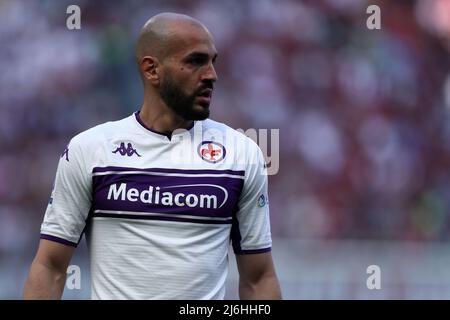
[140,56,161,85]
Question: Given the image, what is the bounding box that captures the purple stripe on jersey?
[234,247,272,255]
[92,166,245,177]
[231,211,242,253]
[40,234,78,247]
[93,212,232,225]
[92,173,244,218]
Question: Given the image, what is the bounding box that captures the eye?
[187,56,206,66]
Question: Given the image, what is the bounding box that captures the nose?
[202,63,218,83]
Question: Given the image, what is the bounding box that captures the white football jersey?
[41,111,272,300]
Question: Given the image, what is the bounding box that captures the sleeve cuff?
[234,247,272,255]
[40,233,78,247]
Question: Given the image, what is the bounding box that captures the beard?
[159,73,211,121]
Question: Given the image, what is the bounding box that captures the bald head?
[135,13,218,121]
[136,13,212,63]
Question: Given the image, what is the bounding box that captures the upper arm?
[235,252,277,283]
[24,239,75,299]
[33,239,75,272]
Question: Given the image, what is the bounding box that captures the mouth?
[197,88,212,98]
[196,88,213,106]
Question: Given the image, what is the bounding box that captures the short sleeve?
[40,138,92,247]
[231,142,272,254]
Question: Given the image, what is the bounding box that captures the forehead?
[168,25,217,58]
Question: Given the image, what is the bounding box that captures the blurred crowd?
[1,0,450,262]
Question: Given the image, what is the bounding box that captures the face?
[158,30,218,121]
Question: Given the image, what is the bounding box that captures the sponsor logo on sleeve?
[257,194,268,207]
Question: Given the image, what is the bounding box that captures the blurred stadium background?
[1,0,450,299]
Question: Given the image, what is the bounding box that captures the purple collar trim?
[134,111,195,140]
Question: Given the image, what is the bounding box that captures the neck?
[139,92,193,135]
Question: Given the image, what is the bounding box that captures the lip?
[196,88,212,105]
[197,88,213,97]
[196,96,211,104]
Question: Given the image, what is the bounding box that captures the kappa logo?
[61,146,69,162]
[198,141,226,163]
[112,142,141,157]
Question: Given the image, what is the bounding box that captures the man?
[23,12,281,300]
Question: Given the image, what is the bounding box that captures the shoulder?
[68,115,133,150]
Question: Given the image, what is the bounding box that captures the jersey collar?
[134,111,197,141]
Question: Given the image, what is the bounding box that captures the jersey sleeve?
[40,137,92,247]
[231,141,272,254]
